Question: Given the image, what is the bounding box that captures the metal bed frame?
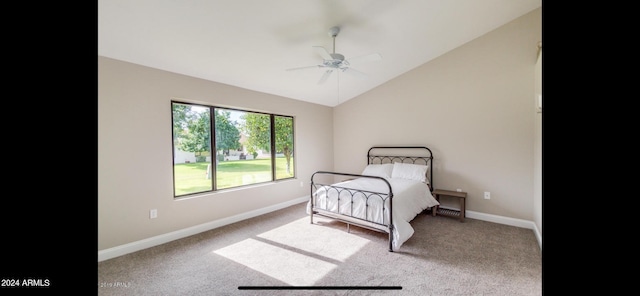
[309,146,434,252]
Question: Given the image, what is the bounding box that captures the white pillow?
[361,163,394,179]
[391,162,429,183]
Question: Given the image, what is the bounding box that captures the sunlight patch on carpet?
[213,238,336,286]
[257,217,370,262]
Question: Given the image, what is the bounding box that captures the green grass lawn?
[174,157,294,196]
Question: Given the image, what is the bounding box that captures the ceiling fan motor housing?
[324,53,348,69]
[329,53,344,61]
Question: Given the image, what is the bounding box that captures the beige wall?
[99,8,541,253]
[333,8,541,221]
[98,57,333,250]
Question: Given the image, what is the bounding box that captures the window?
[172,102,295,197]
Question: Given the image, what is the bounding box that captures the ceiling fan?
[286,26,382,84]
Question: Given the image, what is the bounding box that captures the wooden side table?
[431,189,467,222]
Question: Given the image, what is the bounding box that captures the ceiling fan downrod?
[328,26,340,54]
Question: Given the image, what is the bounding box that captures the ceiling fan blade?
[285,65,320,71]
[317,69,334,84]
[345,53,382,64]
[342,68,367,80]
[313,46,333,60]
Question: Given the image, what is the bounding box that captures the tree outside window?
[172,102,295,197]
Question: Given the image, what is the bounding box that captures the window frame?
[171,101,295,198]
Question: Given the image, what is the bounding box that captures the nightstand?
[431,189,467,222]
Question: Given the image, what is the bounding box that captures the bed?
[307,146,439,252]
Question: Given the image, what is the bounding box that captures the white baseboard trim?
[100,200,541,261]
[531,222,542,250]
[464,209,542,250]
[98,196,309,262]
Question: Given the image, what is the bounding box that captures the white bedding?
[307,177,439,251]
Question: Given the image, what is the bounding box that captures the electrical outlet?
[300,181,304,187]
[456,188,462,192]
[484,192,491,199]
[150,209,157,219]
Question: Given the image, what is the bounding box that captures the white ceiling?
[98,0,541,107]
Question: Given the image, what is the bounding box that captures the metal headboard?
[367,146,434,191]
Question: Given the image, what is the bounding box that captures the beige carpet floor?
[98,202,542,295]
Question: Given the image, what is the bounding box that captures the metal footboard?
[310,171,395,252]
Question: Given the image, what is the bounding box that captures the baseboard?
[98,196,309,262]
[531,222,542,250]
[100,200,541,261]
[464,208,542,250]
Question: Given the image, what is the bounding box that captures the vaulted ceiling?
[98,0,541,107]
